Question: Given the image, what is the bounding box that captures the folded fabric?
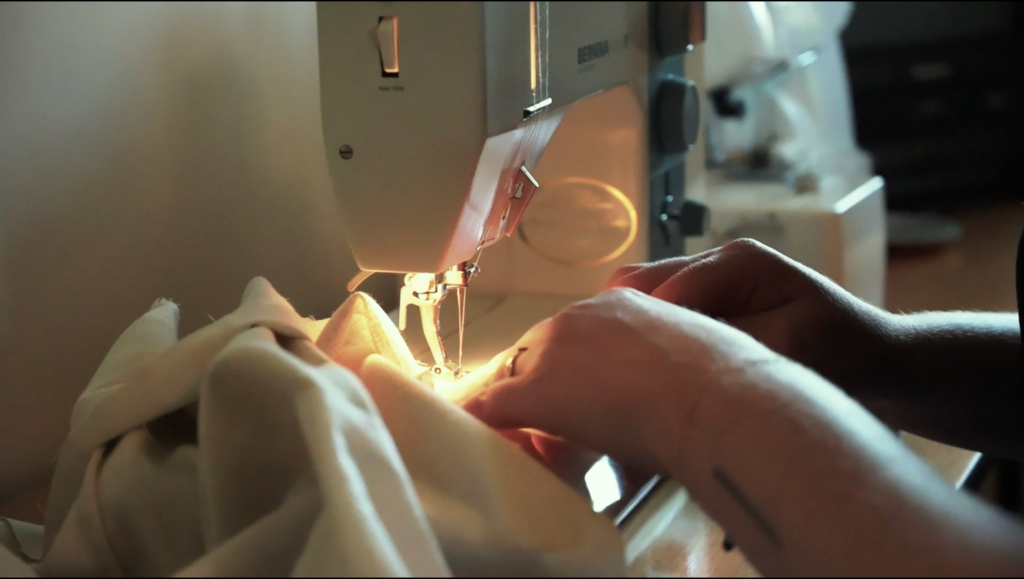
[0,518,41,577]
[0,548,33,579]
[316,294,624,577]
[2,278,623,577]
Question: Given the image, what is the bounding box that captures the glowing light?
[530,1,538,92]
[389,18,400,74]
[377,16,400,75]
[518,177,639,268]
[585,456,622,512]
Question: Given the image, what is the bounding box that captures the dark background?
[842,1,1024,211]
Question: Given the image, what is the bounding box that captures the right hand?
[607,239,896,399]
[463,287,788,474]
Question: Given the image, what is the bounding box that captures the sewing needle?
[456,285,466,372]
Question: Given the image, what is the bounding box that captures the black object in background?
[843,2,1024,211]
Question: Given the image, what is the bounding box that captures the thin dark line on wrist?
[713,468,782,549]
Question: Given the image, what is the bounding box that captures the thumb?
[462,320,553,428]
[462,373,541,431]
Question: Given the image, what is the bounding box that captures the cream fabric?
[0,518,41,577]
[0,548,32,578]
[0,278,623,577]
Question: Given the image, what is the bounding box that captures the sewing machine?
[689,1,887,306]
[317,0,705,532]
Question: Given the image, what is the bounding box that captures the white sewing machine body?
[319,2,645,278]
[317,0,706,541]
[318,1,705,375]
[691,1,887,306]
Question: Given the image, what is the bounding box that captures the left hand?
[604,239,894,399]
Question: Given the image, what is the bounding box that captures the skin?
[462,239,1024,577]
[604,239,1024,459]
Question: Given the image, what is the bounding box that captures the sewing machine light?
[529,1,538,92]
[377,16,399,76]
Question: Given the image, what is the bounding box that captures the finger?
[512,317,554,352]
[604,263,644,288]
[450,315,553,404]
[531,432,603,483]
[649,241,799,318]
[460,335,557,432]
[438,342,515,406]
[605,246,723,293]
[461,375,538,431]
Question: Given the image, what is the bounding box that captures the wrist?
[663,354,795,481]
[874,310,1023,397]
[842,305,905,399]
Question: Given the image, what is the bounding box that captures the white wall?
[0,2,395,497]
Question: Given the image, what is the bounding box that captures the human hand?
[607,239,895,398]
[463,287,785,475]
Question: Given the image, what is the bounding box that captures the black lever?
[658,197,710,245]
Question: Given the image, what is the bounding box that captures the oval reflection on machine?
[517,177,638,268]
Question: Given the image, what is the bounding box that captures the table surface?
[886,204,1024,314]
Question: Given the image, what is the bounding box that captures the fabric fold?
[12,278,622,577]
[315,293,625,577]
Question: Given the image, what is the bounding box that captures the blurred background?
[840,0,1024,520]
[844,1,1024,211]
[689,0,1024,523]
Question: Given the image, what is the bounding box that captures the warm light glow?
[431,374,458,395]
[585,456,622,512]
[383,17,399,74]
[518,177,639,268]
[529,1,537,92]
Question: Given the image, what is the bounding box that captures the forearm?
[868,312,1024,457]
[667,360,1024,577]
